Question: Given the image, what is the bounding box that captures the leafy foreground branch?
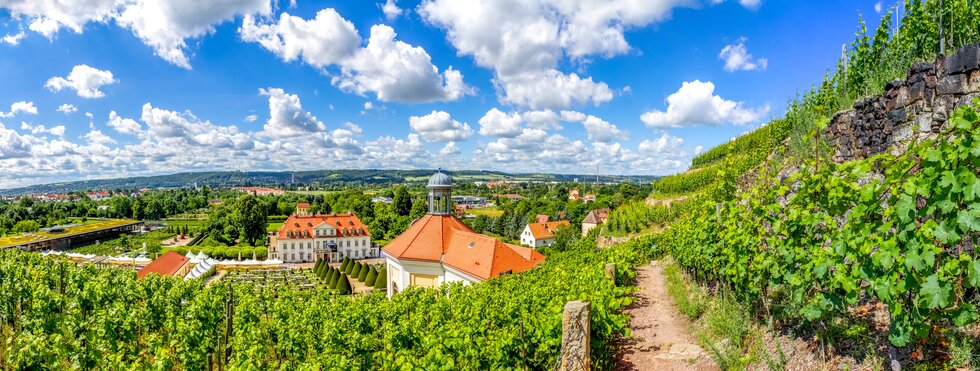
[656,100,980,355]
[0,234,654,369]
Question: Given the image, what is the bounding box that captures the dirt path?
[616,262,717,370]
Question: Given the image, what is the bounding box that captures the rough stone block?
[946,44,980,74]
[893,123,913,143]
[925,75,938,89]
[909,81,926,102]
[937,74,968,95]
[912,61,935,74]
[885,79,904,92]
[916,114,932,133]
[894,86,910,108]
[560,301,591,371]
[968,70,980,93]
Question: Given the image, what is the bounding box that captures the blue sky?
[0,0,894,189]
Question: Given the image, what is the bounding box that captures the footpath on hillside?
[615,262,717,371]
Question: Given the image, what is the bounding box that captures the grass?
[467,206,503,217]
[267,222,283,232]
[0,219,140,247]
[660,258,762,370]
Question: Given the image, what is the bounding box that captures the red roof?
[296,202,310,208]
[582,208,610,224]
[276,213,370,239]
[527,220,571,240]
[383,214,546,281]
[138,251,189,278]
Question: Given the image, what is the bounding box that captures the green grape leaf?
[920,274,951,309]
[968,260,980,287]
[888,318,912,347]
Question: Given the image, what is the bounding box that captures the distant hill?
[0,169,657,196]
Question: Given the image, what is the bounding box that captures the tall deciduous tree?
[393,186,412,216]
[230,195,268,246]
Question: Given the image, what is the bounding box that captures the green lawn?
[0,219,139,247]
[468,206,504,217]
[267,222,283,232]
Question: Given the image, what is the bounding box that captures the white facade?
[385,256,480,298]
[520,225,554,248]
[270,236,376,263]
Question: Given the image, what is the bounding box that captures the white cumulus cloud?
[409,110,474,142]
[45,65,117,98]
[419,0,689,109]
[241,10,471,103]
[640,80,769,128]
[381,0,404,20]
[478,108,523,137]
[259,87,327,137]
[56,104,78,115]
[2,30,25,45]
[719,37,767,72]
[0,101,38,118]
[107,111,142,135]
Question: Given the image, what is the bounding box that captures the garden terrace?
[0,219,143,251]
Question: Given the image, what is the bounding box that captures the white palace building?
[269,203,378,263]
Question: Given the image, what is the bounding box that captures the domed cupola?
[427,170,453,215]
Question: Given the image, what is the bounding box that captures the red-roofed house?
[269,204,374,263]
[382,172,546,297]
[520,219,571,248]
[138,250,191,278]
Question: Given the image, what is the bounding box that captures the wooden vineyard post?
[560,300,591,371]
[604,263,616,285]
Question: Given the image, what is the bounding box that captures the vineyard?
[0,233,653,369]
[651,120,792,197]
[602,199,694,236]
[638,0,980,366]
[657,100,980,348]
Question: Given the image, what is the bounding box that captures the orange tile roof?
[296,202,310,208]
[383,214,545,281]
[138,250,189,278]
[276,213,370,239]
[527,220,571,239]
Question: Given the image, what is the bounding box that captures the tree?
[410,198,428,219]
[393,186,413,216]
[374,267,387,289]
[365,267,378,286]
[357,264,369,282]
[230,194,268,246]
[336,274,352,295]
[549,224,579,253]
[224,224,240,241]
[12,220,40,233]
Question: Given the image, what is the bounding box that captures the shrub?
[351,262,362,278]
[373,267,387,289]
[357,265,369,282]
[336,274,352,295]
[365,267,377,286]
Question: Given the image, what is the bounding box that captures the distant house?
[569,189,596,203]
[383,172,545,298]
[138,250,191,278]
[451,195,487,207]
[581,208,610,236]
[87,191,110,201]
[372,196,394,204]
[520,216,571,248]
[233,186,285,196]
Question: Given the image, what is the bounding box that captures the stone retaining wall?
[828,44,980,162]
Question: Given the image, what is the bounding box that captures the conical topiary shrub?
[373,267,386,289]
[357,264,369,282]
[329,268,340,289]
[344,259,355,274]
[337,274,352,295]
[365,267,378,286]
[351,262,362,278]
[340,257,349,272]
[325,265,335,283]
